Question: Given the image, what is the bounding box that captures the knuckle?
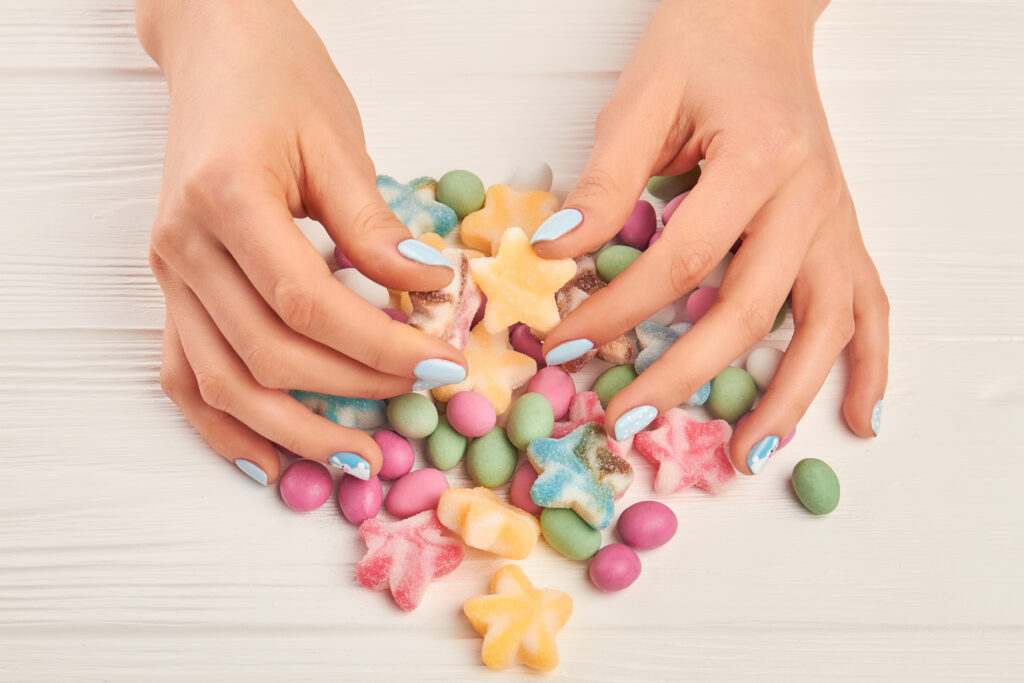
[568,165,621,206]
[667,240,716,295]
[195,369,233,412]
[181,159,255,213]
[272,278,321,336]
[349,200,400,239]
[738,300,778,345]
[243,341,288,389]
[753,116,806,172]
[159,365,181,401]
[150,220,185,262]
[820,308,856,349]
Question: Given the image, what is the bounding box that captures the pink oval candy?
[617,500,677,550]
[373,430,415,481]
[509,323,545,367]
[525,366,575,421]
[385,468,449,519]
[509,463,542,515]
[472,293,487,328]
[618,200,656,250]
[648,230,664,248]
[383,308,408,324]
[337,475,383,525]
[446,391,497,437]
[279,460,334,512]
[333,245,355,270]
[686,286,718,323]
[661,190,690,225]
[589,543,641,592]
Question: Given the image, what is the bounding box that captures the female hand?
[138,0,465,485]
[532,0,889,474]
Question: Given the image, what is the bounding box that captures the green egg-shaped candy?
[593,364,638,409]
[596,245,642,282]
[646,166,702,201]
[436,170,485,219]
[386,392,439,439]
[770,300,788,333]
[466,426,517,487]
[541,508,602,561]
[792,458,840,515]
[427,415,468,470]
[506,393,555,450]
[707,366,757,423]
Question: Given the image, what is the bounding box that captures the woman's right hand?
[137,0,465,485]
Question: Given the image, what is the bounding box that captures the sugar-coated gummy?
[617,500,678,550]
[707,367,757,423]
[540,508,602,561]
[792,458,840,515]
[289,390,387,430]
[592,364,638,409]
[506,392,555,450]
[466,426,518,488]
[386,392,439,439]
[589,543,642,592]
[427,416,468,470]
[279,460,333,512]
[437,487,540,559]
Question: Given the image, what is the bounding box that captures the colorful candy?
[437,487,541,559]
[633,408,734,494]
[552,255,635,371]
[686,286,717,323]
[540,508,601,560]
[460,184,559,254]
[707,366,757,423]
[279,460,333,512]
[646,167,701,201]
[508,323,545,367]
[634,322,710,406]
[507,160,553,193]
[792,458,840,515]
[592,364,637,409]
[506,393,555,450]
[588,544,641,592]
[596,244,642,282]
[525,366,575,421]
[616,501,677,550]
[745,346,784,391]
[617,200,657,250]
[549,391,634,461]
[386,392,439,439]
[426,415,468,470]
[661,190,689,224]
[384,468,450,518]
[435,169,485,219]
[431,324,536,414]
[509,463,542,515]
[337,475,383,525]
[289,390,387,430]
[376,175,457,237]
[445,390,497,437]
[466,426,518,488]
[408,248,482,351]
[372,430,414,481]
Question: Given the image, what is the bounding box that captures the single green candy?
[386,392,438,439]
[506,392,555,450]
[770,300,788,333]
[596,245,642,282]
[593,364,638,409]
[792,458,840,515]
[540,508,602,561]
[436,169,485,219]
[466,426,517,487]
[707,366,757,422]
[427,415,468,470]
[646,166,701,201]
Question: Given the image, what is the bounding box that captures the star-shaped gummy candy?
[460,183,559,254]
[289,390,386,430]
[470,227,576,334]
[463,564,573,671]
[408,248,482,350]
[431,323,536,414]
[632,407,735,494]
[634,322,710,406]
[376,175,457,237]
[551,391,633,460]
[527,422,633,529]
[437,487,540,559]
[355,510,464,611]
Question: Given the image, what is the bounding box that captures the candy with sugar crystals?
[550,391,634,461]
[616,500,677,550]
[745,346,785,391]
[436,169,485,219]
[437,487,540,559]
[446,390,497,437]
[376,175,457,237]
[507,160,553,193]
[337,475,383,525]
[707,366,757,423]
[466,426,518,488]
[289,390,386,429]
[431,324,536,414]
[525,365,575,421]
[633,408,734,494]
[646,166,701,201]
[356,511,464,611]
[463,564,572,671]
[333,268,391,309]
[592,364,637,409]
[506,393,555,450]
[552,255,635,371]
[792,458,840,515]
[540,507,601,561]
[372,430,414,481]
[386,392,439,439]
[279,460,333,512]
[634,322,710,406]
[509,463,542,515]
[461,184,559,254]
[596,245,641,282]
[427,415,468,470]
[589,543,641,592]
[617,200,656,250]
[509,323,545,367]
[384,468,449,519]
[408,248,482,350]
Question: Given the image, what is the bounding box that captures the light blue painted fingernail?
[544,338,594,366]
[397,239,453,268]
[530,208,583,244]
[871,399,883,437]
[235,459,268,486]
[413,358,466,390]
[328,452,371,480]
[747,435,780,475]
[613,405,658,442]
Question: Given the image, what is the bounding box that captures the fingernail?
[871,399,883,437]
[235,459,268,486]
[530,208,583,244]
[413,358,466,390]
[747,435,780,475]
[397,239,453,268]
[613,405,658,442]
[328,452,371,480]
[544,338,594,366]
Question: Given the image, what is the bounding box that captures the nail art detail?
[544,338,594,366]
[530,208,583,244]
[871,400,883,437]
[413,358,466,390]
[397,239,454,268]
[747,436,780,475]
[613,405,658,442]
[235,459,268,486]
[328,452,372,480]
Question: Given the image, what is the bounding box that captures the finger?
[159,313,281,486]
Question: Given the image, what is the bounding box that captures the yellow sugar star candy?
[437,487,540,560]
[461,184,559,255]
[432,323,536,414]
[469,227,576,334]
[463,564,573,672]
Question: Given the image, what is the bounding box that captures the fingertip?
[843,392,881,439]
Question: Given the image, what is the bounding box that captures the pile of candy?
[270,162,841,672]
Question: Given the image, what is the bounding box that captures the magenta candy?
[279,460,334,512]
[509,463,542,515]
[333,245,355,270]
[661,190,690,225]
[617,500,678,550]
[525,366,575,421]
[686,286,718,323]
[373,430,415,481]
[383,308,408,324]
[589,543,641,592]
[509,323,546,367]
[385,468,449,518]
[618,200,656,250]
[472,293,487,328]
[337,475,383,525]
[446,391,497,437]
[648,230,664,248]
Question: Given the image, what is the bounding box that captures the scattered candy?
[446,390,497,438]
[634,322,710,406]
[506,393,555,450]
[596,244,642,282]
[617,200,656,250]
[289,390,387,430]
[685,286,717,323]
[436,169,486,219]
[648,229,664,248]
[552,255,635,371]
[333,268,392,309]
[661,190,690,224]
[633,408,734,494]
[592,364,637,409]
[460,184,559,254]
[466,426,518,488]
[437,487,541,559]
[507,160,554,193]
[549,392,635,462]
[509,463,542,515]
[384,468,450,519]
[646,166,701,201]
[376,175,457,237]
[431,324,536,414]
[589,543,641,592]
[337,475,383,525]
[616,501,677,550]
[279,460,333,512]
[540,507,601,561]
[525,366,575,421]
[387,392,439,439]
[508,323,545,367]
[707,367,757,423]
[408,248,482,350]
[372,430,415,481]
[426,415,468,470]
[745,346,785,391]
[792,458,840,515]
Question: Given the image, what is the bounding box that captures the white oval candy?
[745,346,784,391]
[507,160,553,193]
[646,302,677,327]
[333,268,391,309]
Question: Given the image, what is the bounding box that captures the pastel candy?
[333,245,355,269]
[436,170,485,219]
[437,487,540,559]
[550,391,634,462]
[707,367,757,423]
[745,346,785,391]
[616,500,677,550]
[634,322,710,406]
[289,390,386,429]
[552,255,635,371]
[633,408,734,494]
[408,248,483,350]
[418,230,449,252]
[592,364,637,409]
[460,184,559,254]
[279,460,333,512]
[463,564,572,672]
[506,393,555,450]
[385,468,450,519]
[466,426,518,488]
[386,392,439,439]
[617,200,657,250]
[446,390,497,437]
[507,160,553,193]
[589,543,641,592]
[509,463,542,515]
[540,507,601,561]
[525,365,575,421]
[648,229,664,248]
[372,430,415,481]
[356,511,464,611]
[661,190,690,224]
[792,458,840,515]
[596,244,641,282]
[686,286,718,323]
[376,175,457,237]
[431,324,536,414]
[426,415,468,470]
[646,167,701,201]
[333,268,391,309]
[383,307,408,323]
[771,300,788,332]
[337,475,383,525]
[509,323,546,367]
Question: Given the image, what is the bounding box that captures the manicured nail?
[235,459,268,486]
[397,239,453,268]
[613,405,658,442]
[544,338,594,366]
[413,358,466,391]
[871,399,883,436]
[328,452,371,480]
[747,435,780,475]
[530,208,583,244]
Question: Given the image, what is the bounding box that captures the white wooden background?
[2,1,1023,680]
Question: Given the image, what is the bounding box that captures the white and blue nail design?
[328,452,372,480]
[412,358,466,391]
[747,436,780,475]
[613,405,658,442]
[544,338,594,366]
[871,400,883,437]
[235,459,268,486]
[530,208,583,244]
[397,239,453,269]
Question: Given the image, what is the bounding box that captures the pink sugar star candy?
[408,248,482,351]
[551,391,633,460]
[355,510,465,611]
[633,408,734,494]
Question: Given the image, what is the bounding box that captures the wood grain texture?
[1,0,1023,680]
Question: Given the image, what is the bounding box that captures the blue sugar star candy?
[526,422,633,530]
[376,175,457,237]
[634,322,710,406]
[290,390,387,430]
